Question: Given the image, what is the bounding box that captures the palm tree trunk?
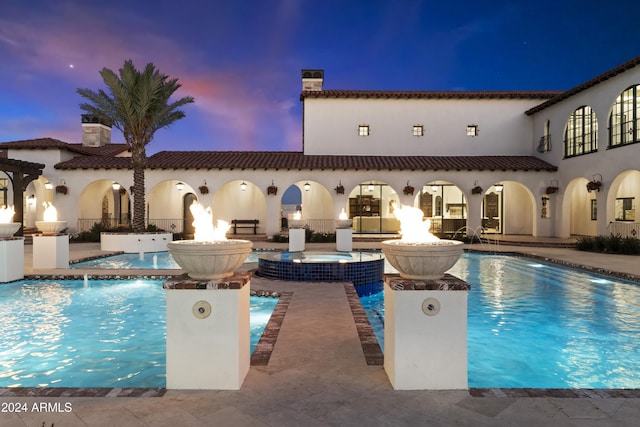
[131,146,147,233]
[132,166,145,232]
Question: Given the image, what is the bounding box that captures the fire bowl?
[335,219,353,229]
[0,223,20,238]
[35,221,68,235]
[288,219,306,229]
[381,239,464,280]
[167,239,253,280]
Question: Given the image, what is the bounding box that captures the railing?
[147,219,184,233]
[77,218,121,232]
[77,218,183,233]
[303,219,335,234]
[607,221,640,239]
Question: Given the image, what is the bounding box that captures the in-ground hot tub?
[258,251,384,289]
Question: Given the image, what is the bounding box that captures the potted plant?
[403,181,414,196]
[471,185,483,195]
[198,185,209,195]
[55,185,68,195]
[586,180,601,192]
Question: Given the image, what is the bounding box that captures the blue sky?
[1,0,639,154]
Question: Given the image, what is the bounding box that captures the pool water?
[361,252,640,388]
[70,250,266,269]
[0,279,278,388]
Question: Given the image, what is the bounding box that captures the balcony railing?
[607,221,640,239]
[77,218,183,233]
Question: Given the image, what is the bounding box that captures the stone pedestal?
[163,273,251,389]
[0,238,24,282]
[384,274,470,390]
[288,228,305,252]
[32,234,69,269]
[336,228,353,252]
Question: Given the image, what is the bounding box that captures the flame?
[42,202,58,222]
[293,211,301,220]
[189,201,230,242]
[392,203,440,243]
[0,205,15,223]
[339,208,348,220]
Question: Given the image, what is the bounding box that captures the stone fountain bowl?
[335,219,353,229]
[0,223,20,238]
[35,221,68,235]
[381,239,464,280]
[168,239,253,280]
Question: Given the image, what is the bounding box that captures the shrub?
[575,234,640,255]
[70,222,106,242]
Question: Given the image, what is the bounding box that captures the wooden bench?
[231,219,259,235]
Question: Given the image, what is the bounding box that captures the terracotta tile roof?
[54,151,557,172]
[301,90,562,101]
[0,138,129,156]
[526,55,640,115]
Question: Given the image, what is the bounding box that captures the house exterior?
[2,56,640,240]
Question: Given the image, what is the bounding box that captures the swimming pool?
[361,252,640,389]
[70,250,265,269]
[0,278,278,389]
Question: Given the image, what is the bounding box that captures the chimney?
[301,69,324,91]
[81,114,111,147]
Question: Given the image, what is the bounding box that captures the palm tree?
[77,59,194,232]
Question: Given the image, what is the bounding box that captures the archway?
[0,158,44,235]
[607,170,640,237]
[564,177,596,237]
[348,180,398,234]
[78,180,131,232]
[281,185,302,230]
[417,181,468,235]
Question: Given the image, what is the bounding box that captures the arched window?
[564,106,598,157]
[609,85,640,147]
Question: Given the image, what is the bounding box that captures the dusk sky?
[1,0,639,154]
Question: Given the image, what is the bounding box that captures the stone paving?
[2,239,640,426]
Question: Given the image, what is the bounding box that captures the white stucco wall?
[303,97,541,156]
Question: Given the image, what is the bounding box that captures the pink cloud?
[0,3,301,152]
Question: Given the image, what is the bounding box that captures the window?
[609,85,640,148]
[466,125,478,137]
[413,125,424,136]
[564,106,598,157]
[358,125,370,136]
[615,197,635,221]
[591,200,598,221]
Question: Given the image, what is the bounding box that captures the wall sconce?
[494,183,504,192]
[27,194,36,206]
[431,184,439,192]
[367,182,374,192]
[240,182,247,191]
[44,181,53,190]
[112,182,121,190]
[304,182,311,191]
[176,182,185,191]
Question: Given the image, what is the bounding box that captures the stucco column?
[465,194,483,236]
[265,193,282,237]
